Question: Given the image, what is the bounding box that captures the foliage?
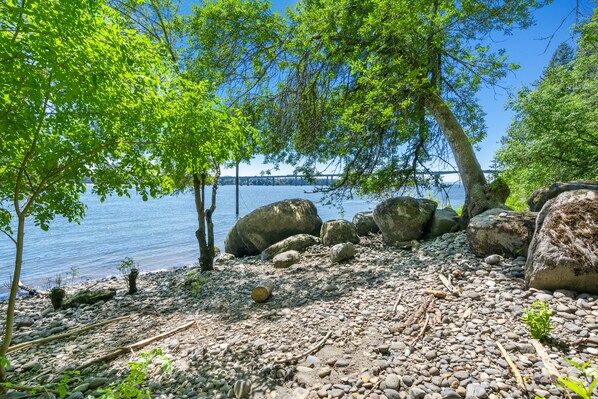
[521,300,553,341]
[496,12,598,208]
[260,0,544,201]
[117,257,138,274]
[557,358,598,399]
[184,269,208,297]
[0,358,9,369]
[97,349,171,399]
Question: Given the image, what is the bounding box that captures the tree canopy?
[496,11,598,209]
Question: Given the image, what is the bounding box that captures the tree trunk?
[0,214,25,391]
[424,91,506,224]
[193,173,214,272]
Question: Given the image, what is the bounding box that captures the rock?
[272,250,301,268]
[329,242,356,263]
[384,389,401,399]
[409,387,426,399]
[21,360,42,371]
[441,389,462,399]
[63,288,116,308]
[292,387,310,399]
[352,211,380,236]
[233,380,252,398]
[224,199,322,257]
[261,234,320,260]
[320,219,359,246]
[484,254,504,265]
[526,190,598,294]
[465,383,488,399]
[373,197,437,244]
[425,207,461,238]
[87,377,108,389]
[528,180,598,211]
[385,374,401,390]
[467,208,536,258]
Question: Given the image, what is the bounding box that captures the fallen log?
[251,281,274,303]
[75,320,195,370]
[7,315,132,354]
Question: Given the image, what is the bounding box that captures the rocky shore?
[1,231,597,399]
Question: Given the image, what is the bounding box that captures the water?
[0,184,464,298]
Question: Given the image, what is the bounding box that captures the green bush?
[557,358,598,399]
[521,300,552,341]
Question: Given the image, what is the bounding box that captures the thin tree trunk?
[0,213,25,391]
[193,173,213,272]
[425,91,506,224]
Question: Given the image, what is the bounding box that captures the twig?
[424,289,448,299]
[408,313,430,347]
[392,293,403,314]
[530,339,560,384]
[438,273,459,296]
[75,320,195,370]
[18,280,48,296]
[496,341,527,394]
[7,315,132,354]
[1,384,60,395]
[274,330,332,364]
[391,295,434,333]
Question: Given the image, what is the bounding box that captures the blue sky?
[181,0,594,176]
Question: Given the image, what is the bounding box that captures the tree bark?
[0,213,25,391]
[424,91,506,224]
[193,173,214,272]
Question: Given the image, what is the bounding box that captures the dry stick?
[392,293,403,314]
[392,295,434,333]
[438,273,459,296]
[424,289,448,299]
[303,253,328,257]
[7,315,132,354]
[275,330,333,364]
[408,313,430,347]
[1,384,60,395]
[75,320,195,371]
[18,280,48,296]
[530,339,560,384]
[496,341,527,394]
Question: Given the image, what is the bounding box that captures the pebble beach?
[2,231,597,399]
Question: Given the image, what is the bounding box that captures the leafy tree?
[257,0,545,222]
[496,12,598,209]
[110,0,259,271]
[0,0,164,387]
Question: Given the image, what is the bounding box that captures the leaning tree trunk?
[0,213,25,391]
[425,91,507,225]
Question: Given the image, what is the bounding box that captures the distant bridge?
[219,170,495,186]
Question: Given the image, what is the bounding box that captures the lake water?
[0,184,464,298]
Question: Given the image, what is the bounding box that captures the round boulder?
[373,197,437,244]
[329,242,356,263]
[526,190,598,294]
[424,207,460,239]
[466,208,536,258]
[352,211,380,236]
[224,199,322,257]
[273,250,301,268]
[261,234,320,260]
[320,219,359,246]
[528,180,598,211]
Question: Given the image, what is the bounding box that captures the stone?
[526,190,598,294]
[88,377,108,389]
[385,374,401,390]
[329,242,356,263]
[224,199,322,257]
[528,180,598,211]
[373,197,437,244]
[320,219,359,246]
[484,255,504,265]
[425,207,461,239]
[384,389,401,399]
[467,208,536,258]
[21,360,42,371]
[261,234,320,260]
[233,380,252,399]
[272,250,301,268]
[409,387,426,399]
[441,389,462,399]
[292,387,310,399]
[62,288,116,308]
[352,211,380,236]
[465,383,488,399]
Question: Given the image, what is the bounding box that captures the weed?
[557,358,598,399]
[521,300,552,341]
[117,257,139,294]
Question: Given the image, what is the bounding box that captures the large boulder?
[372,197,437,244]
[261,234,320,260]
[467,208,537,258]
[425,207,460,239]
[320,219,359,246]
[352,211,380,236]
[63,288,116,308]
[225,199,322,257]
[528,180,598,211]
[526,190,598,294]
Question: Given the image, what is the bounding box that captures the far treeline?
[1,0,596,389]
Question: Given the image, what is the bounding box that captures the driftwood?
[7,315,132,354]
[275,330,332,364]
[18,280,48,296]
[392,293,403,315]
[76,320,195,370]
[391,294,435,333]
[1,384,60,395]
[438,273,459,296]
[496,341,527,393]
[530,339,560,384]
[251,281,274,303]
[303,253,328,257]
[424,289,448,299]
[408,313,430,346]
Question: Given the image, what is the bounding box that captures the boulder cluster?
[224,181,598,295]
